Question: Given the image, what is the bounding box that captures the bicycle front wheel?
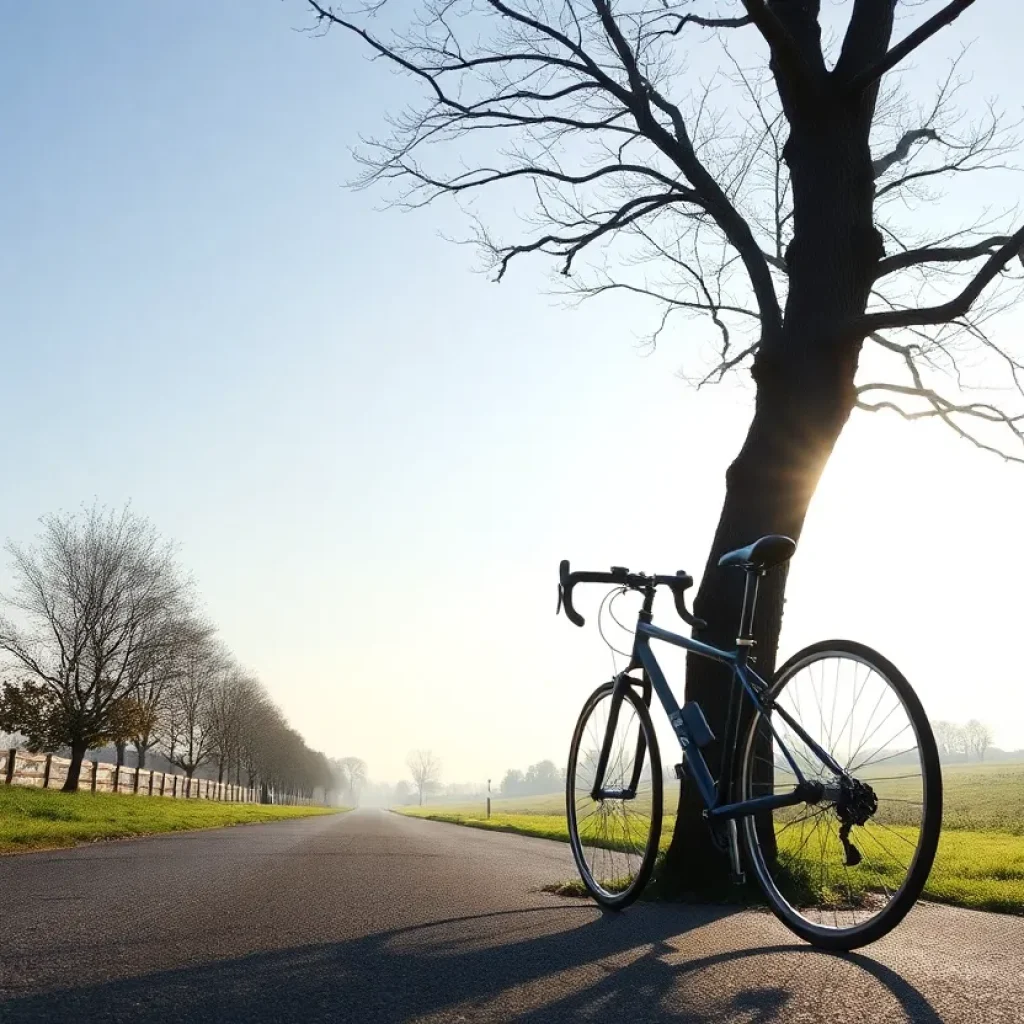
[566,681,662,909]
[740,640,942,950]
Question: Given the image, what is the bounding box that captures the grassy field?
[0,785,345,854]
[397,761,1024,914]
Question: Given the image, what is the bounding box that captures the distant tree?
[393,780,413,805]
[164,638,225,786]
[336,756,368,805]
[109,698,153,768]
[206,667,261,784]
[524,759,564,794]
[129,615,212,770]
[0,504,189,790]
[500,768,525,797]
[407,749,442,806]
[964,719,994,761]
[932,720,958,761]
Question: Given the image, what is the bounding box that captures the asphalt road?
[0,808,1021,1023]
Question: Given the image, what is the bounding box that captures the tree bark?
[135,743,148,771]
[62,738,88,793]
[659,104,880,892]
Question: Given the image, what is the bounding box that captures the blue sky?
[3,2,1024,783]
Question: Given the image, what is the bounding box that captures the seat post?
[736,569,763,648]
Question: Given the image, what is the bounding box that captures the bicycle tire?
[740,639,942,950]
[566,681,662,909]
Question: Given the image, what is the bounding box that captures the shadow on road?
[0,902,942,1023]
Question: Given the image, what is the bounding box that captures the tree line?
[933,719,995,762]
[500,759,564,797]
[0,504,341,800]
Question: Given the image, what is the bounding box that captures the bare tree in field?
[407,749,442,806]
[0,504,189,791]
[964,718,994,761]
[308,0,1024,883]
[932,719,962,760]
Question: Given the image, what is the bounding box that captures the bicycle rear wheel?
[740,640,942,950]
[566,681,662,909]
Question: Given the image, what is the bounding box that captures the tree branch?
[872,128,940,178]
[856,225,1024,333]
[876,235,1019,278]
[738,0,821,100]
[652,12,752,38]
[847,0,979,94]
[859,332,1024,463]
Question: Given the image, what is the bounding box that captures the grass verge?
[397,805,1024,915]
[0,785,345,854]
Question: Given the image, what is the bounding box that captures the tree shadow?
[0,903,943,1023]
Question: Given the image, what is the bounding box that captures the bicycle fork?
[589,671,648,801]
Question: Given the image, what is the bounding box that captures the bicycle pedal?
[673,762,685,781]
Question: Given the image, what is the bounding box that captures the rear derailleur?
[835,777,878,867]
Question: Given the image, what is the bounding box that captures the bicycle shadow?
[0,902,943,1023]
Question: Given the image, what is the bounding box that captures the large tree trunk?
[135,742,148,771]
[659,104,881,892]
[659,362,857,891]
[115,741,126,768]
[62,738,89,793]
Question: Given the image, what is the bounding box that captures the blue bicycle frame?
[590,582,850,823]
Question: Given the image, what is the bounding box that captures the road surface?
[0,808,1021,1022]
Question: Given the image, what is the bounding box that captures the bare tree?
[206,666,263,784]
[126,614,212,770]
[309,0,1024,883]
[407,749,442,806]
[163,637,225,788]
[334,756,368,805]
[964,718,994,761]
[932,719,962,760]
[0,504,189,790]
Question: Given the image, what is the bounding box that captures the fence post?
[5,749,15,786]
[173,775,179,798]
[148,770,154,796]
[43,753,52,789]
[113,763,120,793]
[160,772,166,797]
[133,769,140,794]
[91,760,99,793]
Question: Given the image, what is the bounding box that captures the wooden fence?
[0,749,258,803]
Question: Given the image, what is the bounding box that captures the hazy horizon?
[4,1,1024,788]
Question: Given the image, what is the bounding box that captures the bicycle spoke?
[743,646,937,945]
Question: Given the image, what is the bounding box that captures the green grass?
[0,785,345,854]
[396,761,1024,915]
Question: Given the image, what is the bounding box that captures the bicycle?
[557,534,942,951]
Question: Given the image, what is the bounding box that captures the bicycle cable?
[608,587,637,637]
[597,586,634,673]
